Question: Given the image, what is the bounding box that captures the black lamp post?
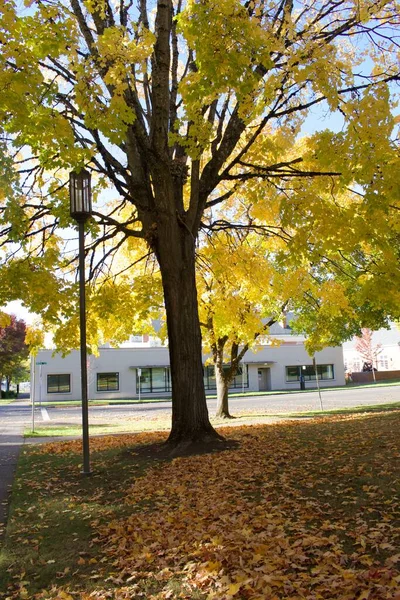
[69,169,92,476]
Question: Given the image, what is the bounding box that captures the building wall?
[31,343,345,402]
[244,344,345,391]
[344,346,400,373]
[342,324,400,373]
[32,347,170,402]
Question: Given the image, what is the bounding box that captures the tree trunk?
[215,363,233,418]
[155,213,222,447]
[6,376,10,392]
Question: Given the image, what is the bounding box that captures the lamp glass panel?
[70,171,91,215]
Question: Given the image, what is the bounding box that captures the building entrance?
[258,367,271,391]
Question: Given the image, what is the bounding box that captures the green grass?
[342,378,400,389]
[281,400,400,418]
[24,418,172,438]
[0,444,157,598]
[241,401,400,420]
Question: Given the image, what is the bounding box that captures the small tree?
[354,328,382,382]
[197,229,288,418]
[7,360,30,397]
[0,315,29,393]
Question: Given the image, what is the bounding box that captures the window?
[286,366,300,382]
[151,367,169,391]
[136,367,171,393]
[135,365,249,394]
[319,364,334,379]
[97,372,119,392]
[129,334,143,343]
[285,364,334,382]
[378,355,389,370]
[47,374,71,393]
[203,365,249,390]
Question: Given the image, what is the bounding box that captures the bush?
[1,390,16,399]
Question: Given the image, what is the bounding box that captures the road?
[1,385,400,429]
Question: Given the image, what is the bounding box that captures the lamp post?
[69,169,92,476]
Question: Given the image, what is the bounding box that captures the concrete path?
[0,402,25,539]
[0,400,82,542]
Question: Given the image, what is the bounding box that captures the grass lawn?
[2,411,400,599]
[24,416,174,438]
[23,400,400,438]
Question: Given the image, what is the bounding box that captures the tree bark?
[215,363,233,419]
[154,212,222,447]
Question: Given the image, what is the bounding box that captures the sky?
[5,300,38,325]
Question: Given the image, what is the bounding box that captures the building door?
[258,368,271,391]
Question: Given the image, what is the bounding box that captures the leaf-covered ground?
[1,412,400,599]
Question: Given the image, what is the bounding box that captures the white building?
[343,323,400,373]
[31,328,345,402]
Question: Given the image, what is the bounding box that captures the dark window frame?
[97,372,119,392]
[47,373,71,394]
[203,365,249,390]
[285,364,335,382]
[135,365,250,394]
[136,367,171,393]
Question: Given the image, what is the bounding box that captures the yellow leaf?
[227,582,242,596]
[57,593,75,600]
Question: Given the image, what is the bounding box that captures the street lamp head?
[69,169,92,221]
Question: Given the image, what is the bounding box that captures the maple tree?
[355,327,383,380]
[0,1,399,445]
[198,228,287,418]
[6,360,30,396]
[0,314,29,392]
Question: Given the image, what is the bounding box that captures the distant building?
[343,323,400,373]
[31,323,345,401]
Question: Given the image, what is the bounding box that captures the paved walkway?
[0,404,24,539]
[0,401,66,541]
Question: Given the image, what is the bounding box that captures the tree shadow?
[124,438,240,462]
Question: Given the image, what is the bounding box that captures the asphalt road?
[1,384,400,428]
